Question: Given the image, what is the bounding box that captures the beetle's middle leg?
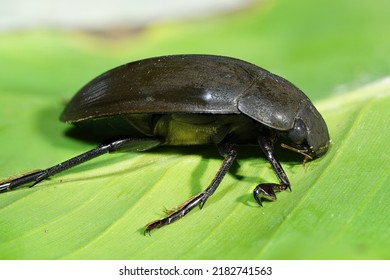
[253,131,291,206]
[144,143,237,235]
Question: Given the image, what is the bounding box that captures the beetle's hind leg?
[144,143,237,235]
[0,138,162,192]
[253,132,291,206]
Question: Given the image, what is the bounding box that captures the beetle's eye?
[287,119,307,145]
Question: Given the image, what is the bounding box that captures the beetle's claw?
[253,183,291,206]
[253,184,278,206]
[144,220,161,236]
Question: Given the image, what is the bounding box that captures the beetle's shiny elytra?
[0,55,330,234]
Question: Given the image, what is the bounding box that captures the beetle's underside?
[0,112,292,234]
[68,113,269,146]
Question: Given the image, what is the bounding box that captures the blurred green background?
[0,0,389,259]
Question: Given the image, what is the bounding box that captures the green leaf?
[1,0,390,260]
[1,78,389,259]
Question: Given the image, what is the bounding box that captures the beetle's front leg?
[254,131,291,206]
[144,143,237,235]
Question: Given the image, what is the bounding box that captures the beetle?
[0,55,330,234]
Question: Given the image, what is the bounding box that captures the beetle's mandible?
[0,55,330,234]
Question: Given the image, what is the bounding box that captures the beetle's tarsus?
[253,183,291,206]
[0,170,46,192]
[144,144,238,234]
[144,192,207,234]
[253,184,275,206]
[199,198,207,209]
[256,132,292,206]
[0,182,11,192]
[0,138,162,194]
[144,225,154,236]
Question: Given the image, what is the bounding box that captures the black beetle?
[0,55,330,234]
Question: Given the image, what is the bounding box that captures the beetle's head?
[283,100,330,161]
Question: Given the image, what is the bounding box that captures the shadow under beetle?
[0,55,330,234]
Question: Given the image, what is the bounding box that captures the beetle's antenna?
[280,143,312,168]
